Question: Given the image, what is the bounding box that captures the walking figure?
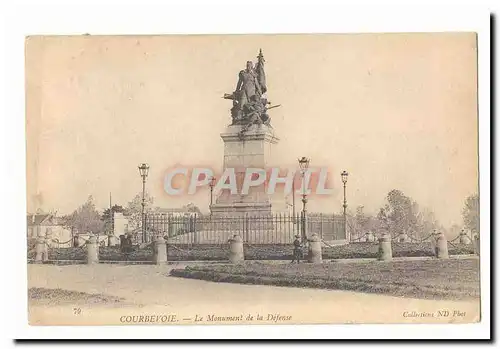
[291,235,303,263]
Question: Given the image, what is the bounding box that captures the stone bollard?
[459,230,470,245]
[378,233,392,261]
[154,236,168,265]
[435,233,449,259]
[34,236,47,263]
[228,235,244,263]
[307,233,322,264]
[366,232,375,242]
[108,234,116,247]
[473,235,480,256]
[87,235,99,265]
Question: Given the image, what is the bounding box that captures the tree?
[413,207,440,239]
[125,192,154,230]
[462,194,479,236]
[354,206,369,231]
[101,204,125,234]
[63,195,105,234]
[376,189,443,240]
[379,190,418,238]
[101,204,125,222]
[183,203,203,216]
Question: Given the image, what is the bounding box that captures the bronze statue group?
[223,50,279,137]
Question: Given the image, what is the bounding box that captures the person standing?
[291,235,303,263]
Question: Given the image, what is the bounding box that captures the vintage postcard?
[25,33,481,327]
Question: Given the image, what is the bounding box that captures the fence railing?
[142,212,346,245]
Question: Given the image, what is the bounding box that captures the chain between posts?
[447,235,462,249]
[406,232,437,243]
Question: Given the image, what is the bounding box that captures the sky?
[25,33,478,227]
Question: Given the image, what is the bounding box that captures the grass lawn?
[28,242,475,262]
[170,259,480,300]
[28,287,125,306]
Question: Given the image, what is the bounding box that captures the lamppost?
[292,175,296,220]
[341,170,349,242]
[208,176,216,217]
[138,163,150,243]
[298,157,310,243]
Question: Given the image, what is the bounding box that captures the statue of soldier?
[239,95,265,134]
[233,60,262,118]
[224,50,277,126]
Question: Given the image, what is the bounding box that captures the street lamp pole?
[209,176,216,218]
[292,177,296,220]
[341,170,349,242]
[138,163,150,243]
[298,157,310,243]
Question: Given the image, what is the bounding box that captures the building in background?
[26,213,72,248]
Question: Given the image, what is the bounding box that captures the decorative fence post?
[378,233,392,261]
[307,233,322,264]
[435,232,449,259]
[228,235,244,263]
[154,235,168,265]
[87,234,99,265]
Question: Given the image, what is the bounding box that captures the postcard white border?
[1,0,492,342]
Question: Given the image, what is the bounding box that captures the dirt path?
[27,264,480,325]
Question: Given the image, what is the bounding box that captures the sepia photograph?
[25,32,481,326]
[2,0,491,341]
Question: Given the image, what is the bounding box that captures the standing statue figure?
[224,49,278,128]
[236,61,261,108]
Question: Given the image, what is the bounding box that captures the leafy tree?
[379,189,443,240]
[125,192,154,230]
[183,203,203,216]
[462,194,479,236]
[101,204,125,234]
[63,195,105,234]
[101,204,125,222]
[413,208,440,239]
[379,190,416,238]
[354,206,369,231]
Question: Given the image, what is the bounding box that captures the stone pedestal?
[87,235,99,265]
[211,124,279,218]
[378,233,392,261]
[228,235,244,263]
[307,234,322,264]
[154,236,168,265]
[435,233,449,259]
[473,235,480,256]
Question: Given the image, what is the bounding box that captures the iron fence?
[142,212,346,245]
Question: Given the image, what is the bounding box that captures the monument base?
[213,123,279,218]
[210,202,272,218]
